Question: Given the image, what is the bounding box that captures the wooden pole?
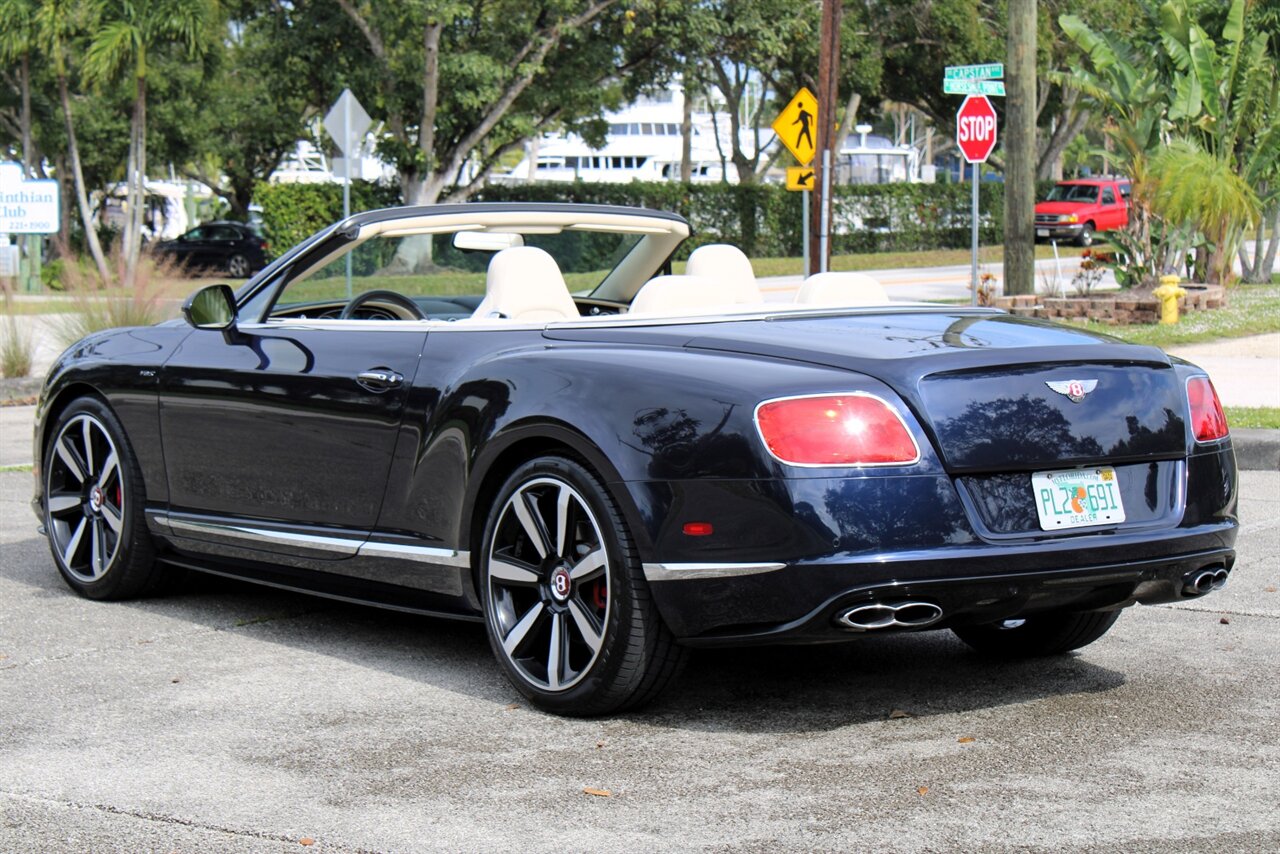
[808,0,840,277]
[1003,0,1036,295]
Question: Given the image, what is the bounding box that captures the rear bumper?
[650,543,1235,646]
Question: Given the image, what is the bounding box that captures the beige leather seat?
[471,246,580,322]
[684,244,763,304]
[794,272,890,307]
[629,275,740,315]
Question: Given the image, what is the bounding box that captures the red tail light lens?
[1186,376,1228,442]
[755,393,920,466]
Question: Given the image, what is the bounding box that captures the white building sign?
[0,162,60,234]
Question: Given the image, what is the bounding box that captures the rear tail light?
[1186,376,1228,442]
[755,393,920,466]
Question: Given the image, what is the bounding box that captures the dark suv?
[155,222,269,278]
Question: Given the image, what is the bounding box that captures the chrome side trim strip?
[642,561,788,582]
[166,517,365,555]
[358,541,471,567]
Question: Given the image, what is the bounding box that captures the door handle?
[356,368,404,392]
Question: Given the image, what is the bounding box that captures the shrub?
[256,179,1060,260]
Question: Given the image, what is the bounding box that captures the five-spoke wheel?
[480,456,685,715]
[43,398,159,599]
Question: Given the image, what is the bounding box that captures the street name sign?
[0,162,59,234]
[771,87,818,167]
[956,95,999,163]
[943,79,1006,97]
[944,63,1004,81]
[786,166,816,191]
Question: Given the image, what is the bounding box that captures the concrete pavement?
[1,469,1277,852]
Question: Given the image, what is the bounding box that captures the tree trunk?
[57,75,110,284]
[384,179,442,273]
[20,54,32,175]
[680,74,694,183]
[1002,0,1037,296]
[124,76,148,287]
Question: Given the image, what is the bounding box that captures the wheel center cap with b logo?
[88,486,104,513]
[549,566,572,603]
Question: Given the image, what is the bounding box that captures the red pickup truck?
[1034,178,1130,246]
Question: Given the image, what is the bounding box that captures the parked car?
[154,221,268,278]
[1035,178,1131,246]
[32,203,1237,715]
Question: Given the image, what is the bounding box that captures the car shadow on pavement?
[644,638,1126,733]
[4,532,1125,732]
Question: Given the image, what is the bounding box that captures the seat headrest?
[793,272,890,307]
[629,274,740,315]
[685,244,762,303]
[472,246,579,322]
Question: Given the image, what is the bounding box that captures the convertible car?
[31,203,1237,715]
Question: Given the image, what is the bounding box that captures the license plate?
[1036,228,1049,237]
[1031,467,1126,530]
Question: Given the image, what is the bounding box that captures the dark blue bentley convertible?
[32,203,1237,715]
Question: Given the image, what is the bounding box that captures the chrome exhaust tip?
[837,601,944,632]
[1182,566,1229,597]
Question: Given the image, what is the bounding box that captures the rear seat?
[793,272,890,307]
[684,244,764,304]
[628,275,741,316]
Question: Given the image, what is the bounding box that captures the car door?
[1099,185,1122,231]
[170,227,205,268]
[157,237,428,559]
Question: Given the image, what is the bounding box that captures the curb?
[1233,429,1280,472]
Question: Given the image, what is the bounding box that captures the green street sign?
[944,79,1007,96]
[944,63,1004,81]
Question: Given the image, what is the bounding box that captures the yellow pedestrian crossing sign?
[786,166,815,191]
[772,87,818,166]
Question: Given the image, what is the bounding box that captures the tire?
[226,253,251,278]
[479,455,685,715]
[1076,222,1095,247]
[952,609,1122,658]
[42,397,162,600]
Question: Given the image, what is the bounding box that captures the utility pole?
[808,0,841,276]
[1003,0,1036,295]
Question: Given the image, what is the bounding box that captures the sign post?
[324,90,372,298]
[772,88,819,277]
[955,95,999,306]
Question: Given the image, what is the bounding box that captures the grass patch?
[0,463,33,473]
[1224,407,1280,429]
[1073,283,1280,346]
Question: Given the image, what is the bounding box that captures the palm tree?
[0,0,36,175]
[83,0,210,287]
[33,0,113,284]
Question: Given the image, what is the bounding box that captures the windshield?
[270,229,646,314]
[1045,184,1100,203]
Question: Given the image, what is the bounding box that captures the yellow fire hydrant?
[1153,274,1186,325]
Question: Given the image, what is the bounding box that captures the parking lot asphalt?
[2,469,1278,853]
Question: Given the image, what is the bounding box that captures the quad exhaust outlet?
[1182,566,1229,597]
[837,600,944,632]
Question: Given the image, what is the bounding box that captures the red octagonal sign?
[956,95,998,164]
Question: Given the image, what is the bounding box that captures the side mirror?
[183,284,237,330]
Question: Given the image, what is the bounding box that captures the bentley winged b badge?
[1046,379,1098,403]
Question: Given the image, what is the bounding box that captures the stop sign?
[956,95,998,163]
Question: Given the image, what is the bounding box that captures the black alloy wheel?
[951,609,1122,657]
[43,398,161,599]
[480,456,685,715]
[227,253,251,278]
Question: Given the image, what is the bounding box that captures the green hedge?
[257,179,1058,260]
[254,181,400,257]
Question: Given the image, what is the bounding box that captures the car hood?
[1036,201,1093,214]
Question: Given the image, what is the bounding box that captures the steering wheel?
[339,289,428,320]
